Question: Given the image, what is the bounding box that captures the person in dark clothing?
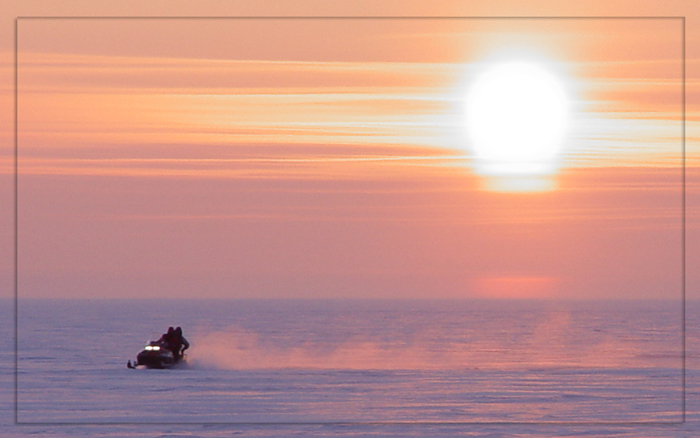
[157,327,175,345]
[174,327,189,360]
[155,327,175,356]
[156,326,188,361]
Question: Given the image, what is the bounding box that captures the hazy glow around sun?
[466,61,569,176]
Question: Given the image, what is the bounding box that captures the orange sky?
[2,2,700,300]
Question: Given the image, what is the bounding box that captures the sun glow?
[466,61,569,177]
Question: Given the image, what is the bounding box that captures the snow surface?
[2,299,700,437]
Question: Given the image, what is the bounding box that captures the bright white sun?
[466,61,569,176]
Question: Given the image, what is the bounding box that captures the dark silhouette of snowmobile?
[127,327,189,369]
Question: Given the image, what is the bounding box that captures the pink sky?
[2,2,700,300]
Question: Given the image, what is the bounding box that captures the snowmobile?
[127,338,185,369]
